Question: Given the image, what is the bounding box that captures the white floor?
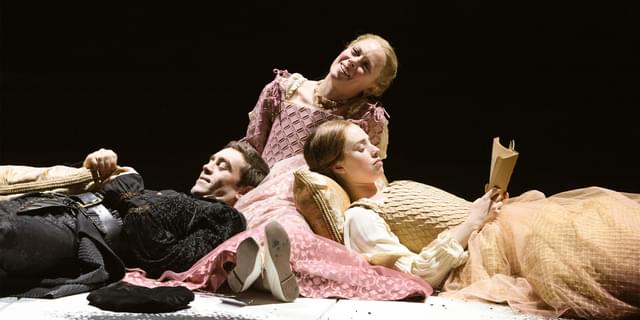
[0,289,560,320]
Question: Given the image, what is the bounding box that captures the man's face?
[190,147,247,206]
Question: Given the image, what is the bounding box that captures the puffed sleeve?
[343,206,413,267]
[240,70,286,154]
[352,103,390,159]
[395,231,468,288]
[344,206,468,289]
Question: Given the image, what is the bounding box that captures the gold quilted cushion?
[293,168,350,243]
[354,181,472,253]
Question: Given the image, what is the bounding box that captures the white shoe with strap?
[227,237,261,293]
[263,221,299,302]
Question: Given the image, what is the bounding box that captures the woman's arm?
[344,206,413,266]
[344,206,469,288]
[448,188,504,249]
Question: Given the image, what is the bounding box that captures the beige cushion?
[0,165,94,200]
[353,181,472,253]
[293,167,473,253]
[293,168,350,243]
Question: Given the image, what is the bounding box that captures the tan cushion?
[293,168,350,243]
[353,181,472,253]
[0,165,94,200]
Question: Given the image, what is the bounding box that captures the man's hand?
[83,148,118,182]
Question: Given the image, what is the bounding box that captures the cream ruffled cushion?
[293,168,350,243]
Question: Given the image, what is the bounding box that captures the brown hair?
[347,33,398,96]
[225,140,269,188]
[303,120,353,181]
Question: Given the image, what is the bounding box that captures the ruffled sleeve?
[344,205,468,289]
[349,102,390,159]
[240,69,287,154]
[343,206,412,267]
[395,231,468,289]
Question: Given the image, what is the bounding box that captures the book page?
[488,137,519,193]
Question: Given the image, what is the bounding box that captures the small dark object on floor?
[87,281,194,313]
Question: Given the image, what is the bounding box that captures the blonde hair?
[348,34,398,96]
[303,120,353,181]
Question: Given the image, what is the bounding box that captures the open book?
[486,137,518,194]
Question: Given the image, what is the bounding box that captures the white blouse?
[343,206,468,288]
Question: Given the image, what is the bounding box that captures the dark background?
[2,2,638,201]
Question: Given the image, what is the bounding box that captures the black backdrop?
[2,2,638,201]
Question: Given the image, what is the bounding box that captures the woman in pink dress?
[123,34,434,301]
[241,33,397,167]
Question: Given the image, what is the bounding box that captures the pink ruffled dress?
[241,69,389,167]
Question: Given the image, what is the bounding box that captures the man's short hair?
[225,141,269,188]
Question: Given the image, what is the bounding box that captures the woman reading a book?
[303,119,640,320]
[303,119,505,287]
